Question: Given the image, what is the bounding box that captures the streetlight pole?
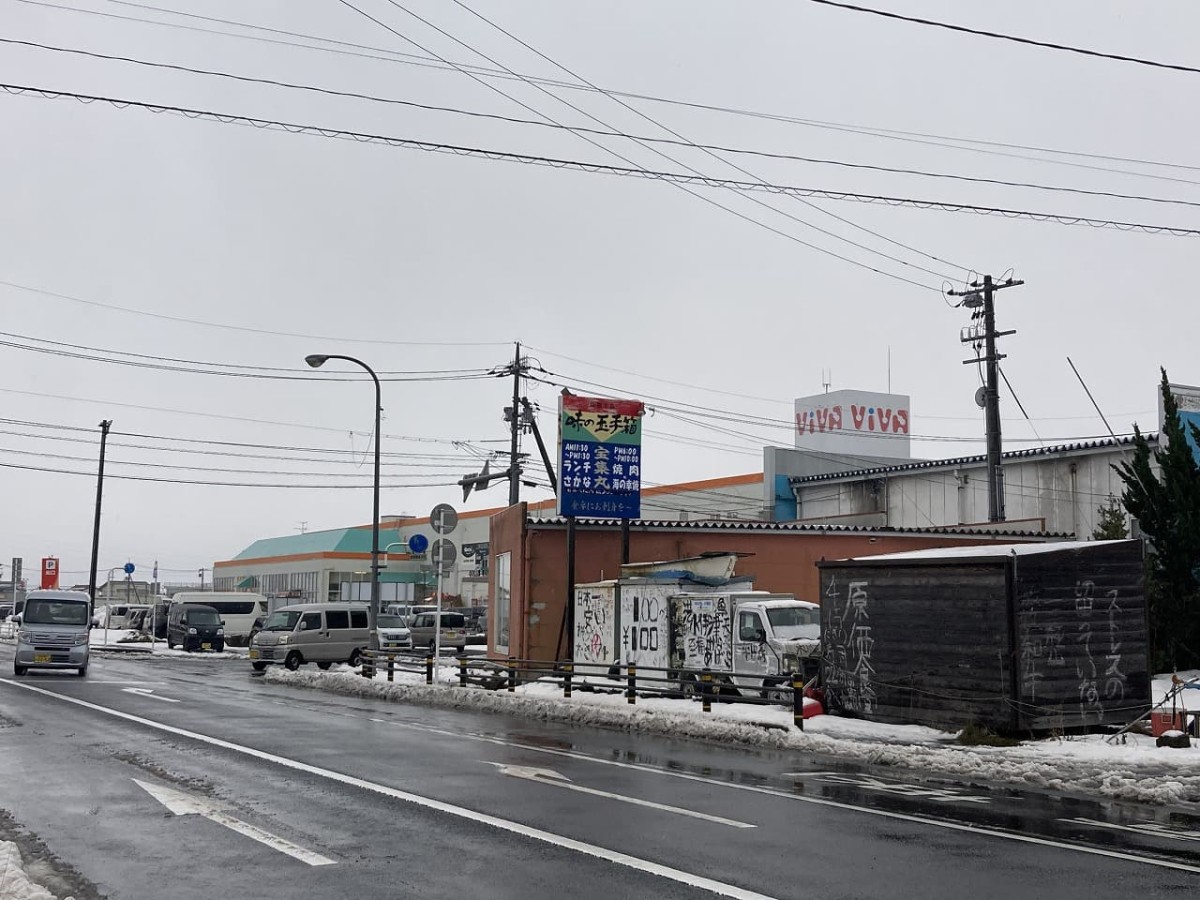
[306,354,382,651]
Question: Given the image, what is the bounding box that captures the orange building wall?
[489,503,1043,661]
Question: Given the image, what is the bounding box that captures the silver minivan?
[13,590,96,677]
[249,602,369,671]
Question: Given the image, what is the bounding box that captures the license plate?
[201,643,212,650]
[33,653,52,663]
[249,648,259,659]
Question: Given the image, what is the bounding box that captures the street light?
[306,353,382,652]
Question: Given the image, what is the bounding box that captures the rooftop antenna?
[822,368,832,394]
[888,346,892,394]
[1067,357,1129,458]
[296,521,308,534]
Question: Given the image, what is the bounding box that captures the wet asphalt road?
[0,645,1198,899]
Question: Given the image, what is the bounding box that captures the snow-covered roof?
[790,434,1155,486]
[839,539,1135,563]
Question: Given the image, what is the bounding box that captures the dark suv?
[166,603,226,652]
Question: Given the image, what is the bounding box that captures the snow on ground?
[264,662,1200,806]
[88,628,242,660]
[0,841,63,900]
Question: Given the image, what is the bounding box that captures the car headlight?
[216,628,224,636]
[277,635,289,645]
[18,630,33,642]
[783,654,799,672]
[75,634,89,646]
[187,627,197,635]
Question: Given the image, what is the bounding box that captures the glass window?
[187,608,222,626]
[351,609,368,628]
[494,552,510,654]
[300,612,322,631]
[207,601,255,615]
[326,609,350,629]
[264,611,301,631]
[376,614,406,628]
[439,613,466,628]
[738,611,763,642]
[766,606,821,640]
[24,599,89,626]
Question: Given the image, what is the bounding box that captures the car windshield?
[377,615,408,628]
[23,599,90,626]
[264,611,302,631]
[766,606,820,640]
[187,609,221,625]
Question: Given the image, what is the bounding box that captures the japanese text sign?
[557,393,645,519]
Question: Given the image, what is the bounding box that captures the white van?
[248,602,369,671]
[13,590,96,677]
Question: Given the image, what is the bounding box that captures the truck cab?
[730,597,821,691]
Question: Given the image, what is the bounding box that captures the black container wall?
[818,541,1150,733]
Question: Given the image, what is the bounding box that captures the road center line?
[0,680,779,900]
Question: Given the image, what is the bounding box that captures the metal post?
[701,668,713,713]
[387,654,394,682]
[621,518,630,565]
[565,516,577,659]
[434,508,444,675]
[425,654,433,685]
[563,661,572,698]
[626,664,637,705]
[86,419,112,620]
[458,655,468,687]
[508,342,521,505]
[507,656,516,692]
[792,673,805,731]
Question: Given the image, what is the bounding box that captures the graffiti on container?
[677,596,730,668]
[737,640,767,664]
[825,578,875,713]
[574,591,611,664]
[1019,590,1069,705]
[621,593,662,660]
[1103,588,1126,701]
[1073,580,1103,719]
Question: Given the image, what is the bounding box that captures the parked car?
[408,611,468,653]
[249,602,369,671]
[375,614,413,653]
[166,603,226,652]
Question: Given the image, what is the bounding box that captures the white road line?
[1,680,779,900]
[360,716,1200,875]
[1065,818,1200,843]
[122,688,179,703]
[489,763,755,828]
[133,779,335,866]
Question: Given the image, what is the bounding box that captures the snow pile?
[0,842,65,900]
[264,663,1200,805]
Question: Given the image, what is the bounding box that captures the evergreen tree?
[1114,369,1200,670]
[1091,494,1129,541]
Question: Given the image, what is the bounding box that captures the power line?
[4,82,1196,238]
[799,0,1200,75]
[443,0,966,275]
[337,0,946,290]
[19,0,1200,186]
[11,36,1195,211]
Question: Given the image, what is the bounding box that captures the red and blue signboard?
[557,393,645,519]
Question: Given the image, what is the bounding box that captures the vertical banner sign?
[557,394,645,518]
[40,557,59,590]
[11,558,21,591]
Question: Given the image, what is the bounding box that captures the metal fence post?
[387,654,394,683]
[792,673,805,731]
[626,664,637,705]
[458,655,468,687]
[507,656,516,692]
[701,668,713,713]
[425,654,434,685]
[563,662,573,698]
[362,651,374,679]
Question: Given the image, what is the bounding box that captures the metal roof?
[230,527,376,561]
[789,433,1156,486]
[525,516,1067,539]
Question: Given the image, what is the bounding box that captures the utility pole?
[508,342,522,505]
[87,419,112,616]
[950,275,1022,523]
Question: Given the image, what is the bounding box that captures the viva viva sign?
[558,393,645,519]
[794,389,912,458]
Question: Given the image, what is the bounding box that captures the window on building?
[494,552,510,654]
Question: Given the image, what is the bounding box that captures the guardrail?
[357,651,817,730]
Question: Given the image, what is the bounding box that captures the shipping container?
[817,540,1150,732]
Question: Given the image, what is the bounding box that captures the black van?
[166,603,225,652]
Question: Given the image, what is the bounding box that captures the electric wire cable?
[444,0,968,275]
[799,0,1200,76]
[10,36,1198,211]
[337,0,948,289]
[18,1,1200,185]
[4,82,1194,238]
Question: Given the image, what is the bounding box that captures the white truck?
[668,592,821,699]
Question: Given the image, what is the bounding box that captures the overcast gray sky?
[2,0,1196,584]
